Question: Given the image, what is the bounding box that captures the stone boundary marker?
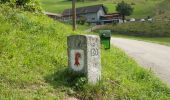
[67,35,101,84]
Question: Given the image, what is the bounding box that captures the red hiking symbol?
[74,52,81,66]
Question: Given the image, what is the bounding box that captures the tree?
[0,0,42,12]
[103,6,108,14]
[116,1,133,22]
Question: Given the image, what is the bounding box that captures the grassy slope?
[0,5,73,99]
[155,0,170,21]
[100,21,170,36]
[156,0,170,12]
[96,23,170,45]
[95,0,170,45]
[111,34,170,46]
[41,0,161,18]
[0,4,170,99]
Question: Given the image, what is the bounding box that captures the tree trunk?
[122,14,125,23]
[72,0,76,31]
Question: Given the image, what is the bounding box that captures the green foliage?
[155,0,170,22]
[116,1,133,20]
[15,0,30,6]
[0,0,10,3]
[41,0,161,18]
[98,22,170,37]
[0,0,42,12]
[103,6,108,13]
[0,3,170,100]
[111,34,170,46]
[77,16,86,25]
[101,48,170,99]
[156,0,170,14]
[0,4,73,99]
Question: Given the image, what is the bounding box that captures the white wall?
[84,13,97,22]
[97,7,105,21]
[63,7,106,23]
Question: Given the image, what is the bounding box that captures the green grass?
[95,22,170,46]
[156,0,170,12]
[41,0,162,18]
[154,0,170,22]
[0,4,170,99]
[0,5,74,99]
[98,21,170,36]
[112,34,170,46]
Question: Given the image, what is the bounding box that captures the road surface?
[111,37,170,85]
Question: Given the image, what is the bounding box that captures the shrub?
[97,22,170,37]
[0,0,42,12]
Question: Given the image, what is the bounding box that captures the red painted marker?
[74,52,81,66]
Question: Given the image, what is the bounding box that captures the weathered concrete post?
[67,35,101,84]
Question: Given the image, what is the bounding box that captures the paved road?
[111,37,170,85]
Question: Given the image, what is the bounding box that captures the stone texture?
[67,35,101,84]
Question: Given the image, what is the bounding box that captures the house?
[62,4,107,23]
[100,13,123,24]
[45,12,62,20]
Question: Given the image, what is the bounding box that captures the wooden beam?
[72,0,76,31]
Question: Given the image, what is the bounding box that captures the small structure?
[62,4,107,23]
[99,30,111,49]
[130,18,135,22]
[140,18,145,22]
[44,12,62,20]
[147,18,153,22]
[67,35,101,84]
[100,13,123,24]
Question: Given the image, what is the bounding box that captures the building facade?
[62,4,106,23]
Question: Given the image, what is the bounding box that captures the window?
[92,18,95,20]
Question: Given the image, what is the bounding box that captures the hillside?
[0,4,73,99]
[41,0,162,18]
[155,0,170,22]
[93,0,170,46]
[0,4,170,99]
[156,0,170,12]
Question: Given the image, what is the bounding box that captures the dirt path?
[111,37,170,85]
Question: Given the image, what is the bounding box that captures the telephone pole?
[72,0,76,31]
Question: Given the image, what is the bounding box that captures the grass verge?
[97,22,170,37]
[111,34,170,46]
[0,4,170,99]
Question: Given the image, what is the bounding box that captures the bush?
[97,22,170,37]
[0,0,42,12]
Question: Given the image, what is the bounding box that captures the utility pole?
[72,0,76,31]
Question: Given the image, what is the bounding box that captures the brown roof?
[62,4,106,16]
[101,13,122,17]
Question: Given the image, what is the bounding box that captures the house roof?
[62,4,106,16]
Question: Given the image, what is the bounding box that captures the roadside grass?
[101,47,170,99]
[94,22,170,46]
[41,0,161,18]
[111,33,170,46]
[97,21,170,37]
[0,4,170,99]
[62,22,91,31]
[0,5,73,99]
